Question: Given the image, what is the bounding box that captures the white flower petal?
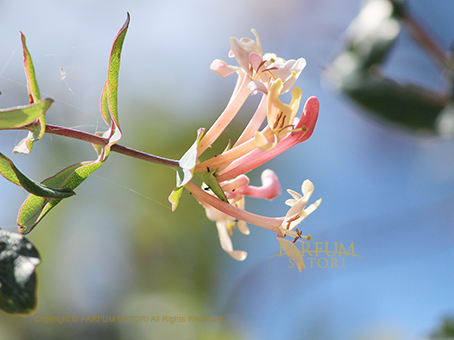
[210,59,238,78]
[250,29,262,55]
[248,52,263,72]
[279,58,307,93]
[304,198,322,216]
[237,220,250,235]
[235,198,250,235]
[254,131,271,151]
[216,222,247,261]
[282,179,321,230]
[286,189,302,202]
[262,52,278,61]
[301,179,314,196]
[248,80,268,94]
[277,236,305,272]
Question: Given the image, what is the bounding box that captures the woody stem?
[45,124,180,169]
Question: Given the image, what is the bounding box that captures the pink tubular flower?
[185,177,321,270]
[170,30,321,271]
[213,96,319,183]
[199,29,307,155]
[200,169,281,260]
[233,169,281,200]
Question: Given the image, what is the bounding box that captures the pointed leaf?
[176,167,192,190]
[17,159,104,234]
[168,129,205,211]
[340,72,444,131]
[171,128,229,209]
[195,169,228,202]
[20,32,41,103]
[0,152,75,198]
[16,15,132,232]
[99,12,130,144]
[0,98,53,130]
[100,83,110,125]
[106,13,129,125]
[13,133,34,155]
[176,128,204,187]
[16,32,46,153]
[0,230,40,314]
[168,186,184,211]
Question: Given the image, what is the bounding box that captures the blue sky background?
[1,1,453,339]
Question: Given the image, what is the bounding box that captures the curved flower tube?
[170,29,321,271]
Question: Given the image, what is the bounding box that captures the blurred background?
[0,0,453,339]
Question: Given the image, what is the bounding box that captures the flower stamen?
[273,111,285,130]
[278,226,311,243]
[262,67,278,80]
[227,221,236,236]
[292,228,303,243]
[256,59,267,73]
[278,124,295,134]
[285,214,300,229]
[291,125,307,136]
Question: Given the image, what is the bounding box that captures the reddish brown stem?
[45,124,180,169]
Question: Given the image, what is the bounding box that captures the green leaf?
[14,32,46,154]
[324,0,448,133]
[99,12,130,144]
[0,98,53,129]
[16,15,131,232]
[106,13,129,125]
[339,71,445,131]
[17,160,104,234]
[170,128,229,209]
[335,0,402,71]
[195,169,228,203]
[168,186,184,211]
[13,134,35,155]
[169,129,204,210]
[0,230,40,314]
[0,152,75,198]
[20,32,41,103]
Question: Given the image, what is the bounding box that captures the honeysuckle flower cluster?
[0,17,324,315]
[171,29,321,271]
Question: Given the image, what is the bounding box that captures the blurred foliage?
[0,229,40,314]
[325,0,453,135]
[0,100,246,339]
[429,316,454,339]
[0,25,246,338]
